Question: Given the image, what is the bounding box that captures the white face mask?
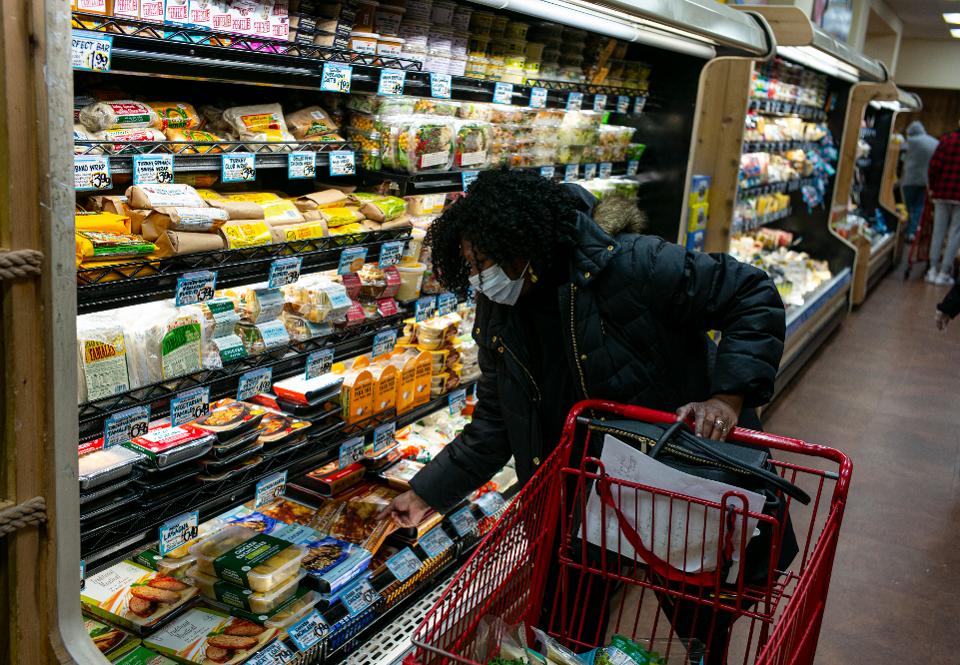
[468,261,530,306]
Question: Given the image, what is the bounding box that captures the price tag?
[287,152,317,179]
[378,69,406,96]
[74,155,112,191]
[305,348,334,379]
[287,611,328,652]
[599,162,613,179]
[72,30,113,72]
[529,87,547,109]
[461,170,480,191]
[633,95,647,114]
[175,270,217,306]
[386,547,423,582]
[492,82,514,105]
[616,95,630,113]
[450,506,478,536]
[379,241,404,268]
[566,92,583,111]
[419,526,454,558]
[593,94,607,112]
[329,150,356,176]
[583,163,597,180]
[373,422,396,454]
[247,639,297,664]
[539,165,555,179]
[80,559,85,591]
[415,296,437,322]
[268,257,302,288]
[132,154,174,185]
[103,405,150,448]
[430,73,452,99]
[372,329,397,358]
[255,471,287,509]
[564,164,578,182]
[221,153,256,183]
[237,366,273,401]
[448,388,466,415]
[158,511,199,556]
[339,436,365,468]
[341,578,380,615]
[169,387,210,426]
[436,292,457,316]
[627,160,639,177]
[475,491,507,517]
[338,246,368,274]
[320,62,353,93]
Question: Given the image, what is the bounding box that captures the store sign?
[170,387,210,426]
[74,155,112,191]
[305,348,334,380]
[287,611,327,652]
[566,92,583,111]
[448,388,466,415]
[475,491,506,517]
[378,69,406,96]
[627,160,639,177]
[563,164,578,182]
[329,150,356,176]
[415,296,437,322]
[461,170,480,191]
[341,578,380,615]
[492,82,514,105]
[237,366,273,401]
[449,506,478,536]
[268,257,302,288]
[419,526,454,558]
[103,405,150,448]
[287,152,316,179]
[599,162,613,179]
[339,436,365,469]
[132,154,174,185]
[338,246,367,274]
[247,639,297,664]
[158,511,199,556]
[379,241,404,268]
[593,94,607,112]
[371,329,397,358]
[320,62,353,93]
[539,165,555,179]
[386,547,423,582]
[616,95,630,114]
[583,163,597,181]
[430,73,452,99]
[221,153,256,183]
[254,471,287,509]
[529,87,547,109]
[72,30,113,72]
[175,270,217,306]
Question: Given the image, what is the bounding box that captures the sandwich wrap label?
[132,154,175,185]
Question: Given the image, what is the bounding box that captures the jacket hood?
[907,121,926,137]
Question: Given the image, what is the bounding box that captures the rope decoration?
[0,496,47,537]
[0,248,43,280]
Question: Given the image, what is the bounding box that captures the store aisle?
[763,274,960,664]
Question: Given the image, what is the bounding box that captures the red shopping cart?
[407,400,852,665]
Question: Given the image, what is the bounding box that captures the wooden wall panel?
[894,87,960,138]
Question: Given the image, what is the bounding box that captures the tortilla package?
[80,100,160,132]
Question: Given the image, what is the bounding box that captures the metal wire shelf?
[741,139,821,154]
[525,77,650,97]
[748,98,828,123]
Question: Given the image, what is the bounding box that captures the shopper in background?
[380,170,787,663]
[926,122,960,285]
[936,280,960,330]
[901,121,938,241]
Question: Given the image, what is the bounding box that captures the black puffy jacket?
[410,187,786,512]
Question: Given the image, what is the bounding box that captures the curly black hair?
[425,169,581,297]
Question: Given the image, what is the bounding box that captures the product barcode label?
[475,491,506,517]
[338,246,368,274]
[287,611,327,652]
[450,506,478,536]
[566,92,583,111]
[339,436,365,469]
[158,511,199,556]
[320,62,353,93]
[378,241,404,268]
[415,296,437,322]
[169,387,210,426]
[175,270,217,306]
[341,578,380,615]
[386,547,423,582]
[593,94,607,112]
[492,82,514,105]
[616,95,630,113]
[372,329,397,358]
[583,163,597,180]
[564,164,578,182]
[373,422,396,454]
[430,73,452,99]
[104,405,150,448]
[461,170,480,190]
[599,162,613,179]
[529,87,548,109]
[268,257,302,288]
[132,154,174,185]
[305,348,334,379]
[72,30,112,72]
[255,471,287,509]
[448,388,466,415]
[540,165,555,179]
[329,150,356,176]
[419,526,454,558]
[378,69,406,96]
[74,155,112,191]
[237,366,273,401]
[287,151,317,179]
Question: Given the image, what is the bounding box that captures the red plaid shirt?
[928,130,960,202]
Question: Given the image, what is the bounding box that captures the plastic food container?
[507,21,529,39]
[377,35,405,56]
[525,41,545,62]
[448,56,466,77]
[467,35,489,57]
[354,0,379,31]
[374,4,404,35]
[189,526,258,574]
[396,263,427,301]
[452,5,472,31]
[78,445,143,491]
[190,567,307,615]
[404,0,433,23]
[425,52,451,76]
[504,50,526,70]
[450,35,468,57]
[401,228,427,265]
[427,25,453,53]
[454,121,491,168]
[265,589,321,630]
[465,55,488,79]
[491,15,509,37]
[191,527,307,593]
[430,0,456,25]
[349,31,380,54]
[470,11,495,35]
[398,20,430,51]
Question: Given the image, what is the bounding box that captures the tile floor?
[764,272,960,664]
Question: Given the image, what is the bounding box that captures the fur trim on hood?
[592,196,647,236]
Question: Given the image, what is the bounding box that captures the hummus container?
[144,605,277,665]
[122,422,216,469]
[349,31,379,54]
[189,567,306,615]
[78,444,144,491]
[377,35,405,57]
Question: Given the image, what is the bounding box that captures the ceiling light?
[944,13,960,24]
[952,28,960,38]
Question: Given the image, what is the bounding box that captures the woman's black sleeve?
[938,281,960,319]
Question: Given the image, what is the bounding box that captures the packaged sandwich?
[222,103,296,143]
[140,206,228,239]
[219,220,273,249]
[293,189,349,212]
[286,106,339,140]
[282,278,351,324]
[152,230,225,258]
[126,184,205,210]
[148,102,202,131]
[360,196,406,223]
[80,100,160,132]
[143,605,277,665]
[75,231,155,265]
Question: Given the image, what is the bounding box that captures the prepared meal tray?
[196,441,264,474]
[122,422,216,469]
[79,469,142,506]
[84,613,141,660]
[192,400,266,442]
[261,436,312,463]
[189,567,306,616]
[206,427,263,459]
[379,458,425,491]
[252,496,317,526]
[133,549,197,580]
[81,559,199,634]
[143,605,278,665]
[310,484,400,556]
[78,443,144,491]
[80,486,144,525]
[134,463,200,494]
[275,523,373,594]
[272,372,344,407]
[257,412,312,448]
[295,460,366,498]
[196,456,264,484]
[275,398,342,424]
[219,510,289,537]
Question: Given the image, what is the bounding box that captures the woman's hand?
[676,394,743,441]
[377,490,432,528]
[936,311,951,331]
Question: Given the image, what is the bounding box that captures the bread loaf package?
[163,128,226,154]
[126,184,205,210]
[293,189,349,212]
[140,207,229,241]
[80,100,160,132]
[222,103,296,143]
[76,314,131,403]
[153,230,226,258]
[148,102,201,130]
[286,106,339,140]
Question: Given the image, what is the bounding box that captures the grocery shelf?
[737,176,818,201]
[866,233,895,293]
[741,139,819,154]
[785,268,853,338]
[77,228,409,314]
[733,206,792,234]
[748,98,827,122]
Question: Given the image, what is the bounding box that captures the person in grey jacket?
[901,121,939,239]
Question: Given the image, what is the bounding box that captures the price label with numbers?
[372,329,397,358]
[378,69,406,96]
[305,348,334,379]
[599,162,613,179]
[593,94,607,112]
[339,436,365,469]
[492,82,514,105]
[342,578,380,615]
[419,526,454,558]
[338,246,368,274]
[287,151,317,179]
[104,405,150,448]
[475,491,507,517]
[170,387,210,426]
[529,87,547,108]
[255,471,287,509]
[448,388,466,415]
[386,547,423,582]
[633,95,647,114]
[583,163,597,180]
[430,72,452,99]
[564,164,578,182]
[437,292,457,316]
[247,639,297,664]
[415,296,437,322]
[379,241,404,268]
[268,257,302,288]
[627,160,639,177]
[329,150,356,176]
[175,270,217,306]
[540,165,555,179]
[373,422,396,454]
[320,62,353,93]
[158,511,199,556]
[72,30,113,72]
[287,611,328,652]
[450,506,478,536]
[566,92,583,111]
[461,170,480,191]
[132,154,174,185]
[616,95,630,113]
[237,366,273,401]
[221,153,256,183]
[74,155,112,191]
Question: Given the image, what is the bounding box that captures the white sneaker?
[937,271,955,286]
[926,268,940,283]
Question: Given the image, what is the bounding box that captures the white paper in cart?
[584,434,765,583]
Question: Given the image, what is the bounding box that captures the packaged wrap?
[197,189,264,220]
[163,128,226,154]
[319,206,364,228]
[126,184,205,210]
[77,315,131,403]
[360,196,406,223]
[283,277,351,324]
[293,189,349,212]
[153,231,225,258]
[148,102,201,131]
[222,103,296,143]
[328,222,365,236]
[122,303,204,387]
[222,192,304,226]
[361,215,411,232]
[75,211,131,234]
[270,220,328,244]
[286,105,339,140]
[76,230,156,265]
[80,100,160,132]
[94,128,167,154]
[87,194,130,216]
[74,123,99,154]
[219,220,273,249]
[140,207,228,240]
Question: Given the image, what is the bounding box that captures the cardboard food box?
[144,605,278,665]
